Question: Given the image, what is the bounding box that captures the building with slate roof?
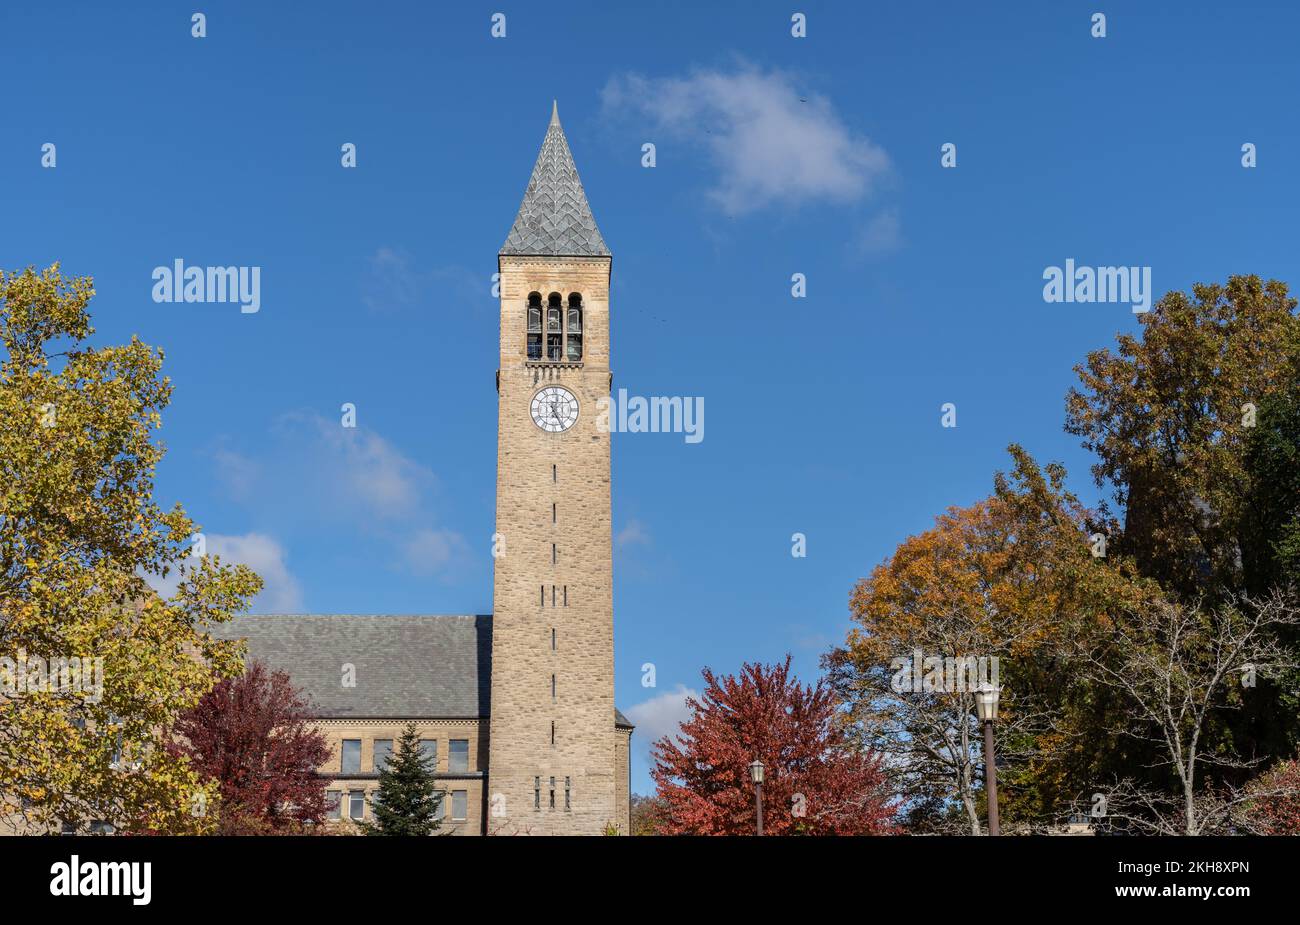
[217,104,632,836]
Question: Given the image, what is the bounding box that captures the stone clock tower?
[488,103,621,835]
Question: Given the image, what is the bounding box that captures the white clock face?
[531,386,579,433]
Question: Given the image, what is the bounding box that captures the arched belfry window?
[566,293,583,362]
[526,292,543,360]
[546,293,563,361]
[526,291,585,363]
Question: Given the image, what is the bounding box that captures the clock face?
[531,386,579,433]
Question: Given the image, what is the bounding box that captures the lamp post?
[749,759,765,836]
[974,682,1001,836]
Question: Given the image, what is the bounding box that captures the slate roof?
[500,102,610,258]
[211,614,491,718]
[213,613,633,729]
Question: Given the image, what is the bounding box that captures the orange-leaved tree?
[824,446,1152,832]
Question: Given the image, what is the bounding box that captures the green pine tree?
[360,723,444,836]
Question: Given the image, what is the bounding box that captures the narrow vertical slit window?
[540,584,545,608]
[552,464,557,483]
[551,627,556,651]
[564,776,571,811]
[551,721,555,745]
[551,674,556,700]
[534,776,541,810]
[552,502,557,524]
[552,543,557,565]
[549,776,556,809]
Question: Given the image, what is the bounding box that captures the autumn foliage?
[1,264,261,834]
[1243,755,1300,835]
[651,656,894,835]
[170,660,332,834]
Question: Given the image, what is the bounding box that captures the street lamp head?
[974,682,1001,723]
[749,759,765,785]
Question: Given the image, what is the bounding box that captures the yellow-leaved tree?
[0,264,261,834]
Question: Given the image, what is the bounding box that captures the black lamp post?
[749,759,765,836]
[974,682,1001,836]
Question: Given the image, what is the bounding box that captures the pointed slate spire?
[500,103,610,258]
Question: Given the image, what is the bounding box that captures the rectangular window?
[451,790,468,821]
[534,776,541,809]
[449,739,469,773]
[527,305,542,360]
[326,790,341,820]
[549,776,556,810]
[564,776,571,811]
[341,739,361,775]
[552,464,557,483]
[419,739,438,769]
[373,739,393,771]
[566,305,583,362]
[348,790,365,821]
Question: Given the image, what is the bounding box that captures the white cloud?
[362,247,483,312]
[854,207,902,258]
[615,518,651,550]
[206,532,303,611]
[399,527,468,577]
[603,65,890,215]
[274,412,436,521]
[625,684,699,749]
[210,413,468,582]
[212,447,259,502]
[146,532,303,613]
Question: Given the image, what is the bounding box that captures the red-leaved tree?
[1241,755,1300,834]
[170,659,332,834]
[652,656,896,835]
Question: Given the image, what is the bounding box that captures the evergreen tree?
[360,723,443,836]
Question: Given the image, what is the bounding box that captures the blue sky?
[4,1,1299,794]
